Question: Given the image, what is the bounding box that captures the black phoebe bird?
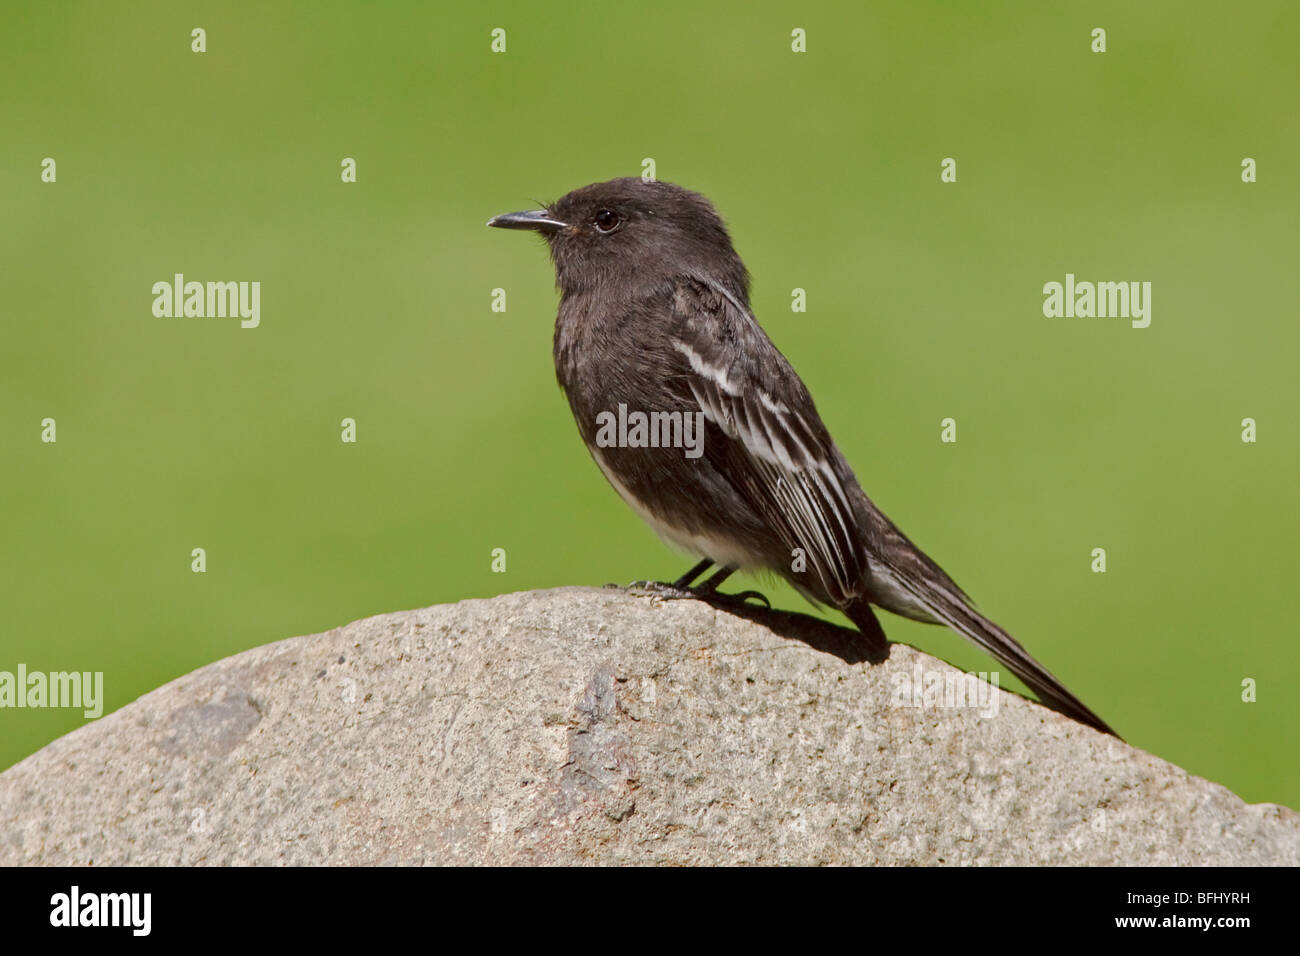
[489,178,1117,737]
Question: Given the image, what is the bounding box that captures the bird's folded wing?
[669,277,868,605]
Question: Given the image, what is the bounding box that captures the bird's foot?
[690,565,771,609]
[704,588,772,610]
[608,579,771,609]
[609,579,698,600]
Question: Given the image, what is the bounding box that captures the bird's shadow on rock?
[687,594,891,666]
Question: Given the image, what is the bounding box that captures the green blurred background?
[2,2,1296,808]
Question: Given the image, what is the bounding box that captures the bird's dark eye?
[593,209,621,233]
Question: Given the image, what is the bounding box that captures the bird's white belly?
[588,447,756,569]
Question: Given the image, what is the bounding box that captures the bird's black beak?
[486,209,568,234]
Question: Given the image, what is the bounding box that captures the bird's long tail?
[854,569,1119,738]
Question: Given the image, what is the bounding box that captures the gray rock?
[1,587,1294,865]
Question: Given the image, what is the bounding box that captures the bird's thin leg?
[673,558,714,589]
[616,561,768,607]
[693,566,735,593]
[610,558,713,596]
[615,562,769,609]
[693,566,771,608]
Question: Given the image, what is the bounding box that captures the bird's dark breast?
[552,290,780,568]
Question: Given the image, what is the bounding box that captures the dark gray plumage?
[489,177,1117,737]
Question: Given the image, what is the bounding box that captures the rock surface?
[1,587,1295,865]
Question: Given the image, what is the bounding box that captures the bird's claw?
[618,580,699,600]
[613,579,771,609]
[719,589,772,609]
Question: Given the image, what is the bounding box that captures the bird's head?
[487,178,749,299]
